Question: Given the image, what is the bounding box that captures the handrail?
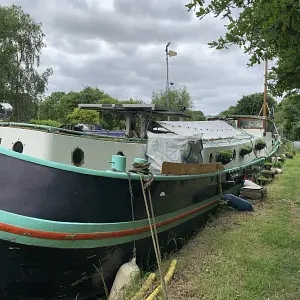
[0,122,146,143]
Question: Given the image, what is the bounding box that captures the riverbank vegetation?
[123,150,300,300]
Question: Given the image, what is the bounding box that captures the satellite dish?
[0,103,13,120]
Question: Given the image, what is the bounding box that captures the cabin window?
[239,118,264,129]
[72,147,84,167]
[209,153,213,163]
[12,141,23,153]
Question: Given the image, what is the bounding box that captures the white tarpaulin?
[146,131,203,174]
[157,120,249,140]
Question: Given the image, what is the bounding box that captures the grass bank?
[124,153,300,300]
[165,154,300,300]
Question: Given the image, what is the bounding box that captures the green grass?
[164,154,300,300]
[122,152,300,300]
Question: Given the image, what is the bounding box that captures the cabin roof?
[78,103,189,117]
[156,120,251,140]
[227,115,266,120]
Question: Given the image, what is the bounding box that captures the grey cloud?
[0,0,264,115]
[113,0,192,21]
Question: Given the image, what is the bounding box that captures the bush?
[30,119,61,127]
[264,162,272,170]
[216,150,234,165]
[66,108,100,125]
[272,161,283,168]
[240,144,253,157]
[255,138,266,151]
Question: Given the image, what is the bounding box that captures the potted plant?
[255,139,266,151]
[272,161,283,168]
[257,175,268,186]
[216,150,234,165]
[240,144,253,157]
[264,162,272,170]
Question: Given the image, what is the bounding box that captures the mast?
[263,58,268,117]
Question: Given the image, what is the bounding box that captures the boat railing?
[0,122,146,143]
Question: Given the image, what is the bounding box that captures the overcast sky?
[1,0,271,115]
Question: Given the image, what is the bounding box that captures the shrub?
[255,138,266,151]
[216,150,234,165]
[240,144,253,157]
[30,119,61,128]
[264,162,272,170]
[272,161,283,168]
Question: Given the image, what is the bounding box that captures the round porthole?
[12,141,23,153]
[72,147,84,167]
[209,153,213,163]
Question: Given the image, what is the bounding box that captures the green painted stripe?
[0,197,216,233]
[0,201,219,249]
[0,141,279,181]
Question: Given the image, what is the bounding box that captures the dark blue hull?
[0,151,242,299]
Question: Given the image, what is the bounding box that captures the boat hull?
[0,210,218,300]
[0,149,245,299]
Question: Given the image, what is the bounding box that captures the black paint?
[0,153,243,299]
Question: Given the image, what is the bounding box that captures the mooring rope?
[128,161,169,300]
[139,176,169,300]
[126,171,136,259]
[217,169,224,199]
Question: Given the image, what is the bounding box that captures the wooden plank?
[161,162,224,175]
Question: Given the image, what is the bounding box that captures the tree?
[219,93,278,116]
[37,87,143,129]
[188,110,206,121]
[38,92,65,120]
[66,108,100,124]
[219,106,236,117]
[152,87,193,111]
[56,86,109,121]
[186,0,300,96]
[277,94,300,140]
[38,87,109,122]
[0,5,52,121]
[98,97,144,130]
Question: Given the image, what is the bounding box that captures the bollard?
[133,158,147,164]
[107,155,126,172]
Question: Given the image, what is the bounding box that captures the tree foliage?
[219,93,277,116]
[151,87,206,120]
[38,92,65,121]
[277,94,300,140]
[0,4,52,121]
[98,97,143,130]
[187,110,206,121]
[38,87,109,122]
[37,86,143,129]
[56,87,109,121]
[30,119,61,127]
[66,108,100,125]
[152,87,193,111]
[186,0,300,96]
